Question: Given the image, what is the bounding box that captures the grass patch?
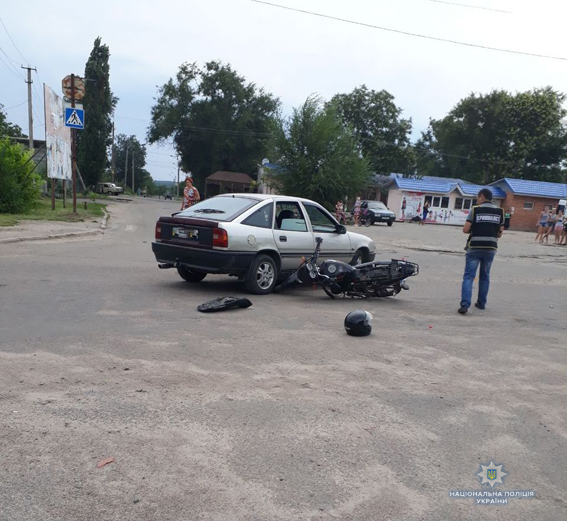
[0,198,106,227]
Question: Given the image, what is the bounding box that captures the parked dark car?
[164,193,172,200]
[357,200,396,226]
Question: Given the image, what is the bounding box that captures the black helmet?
[344,310,373,336]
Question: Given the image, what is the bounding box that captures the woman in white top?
[554,211,564,244]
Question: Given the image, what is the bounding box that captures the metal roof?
[458,183,506,198]
[388,177,506,198]
[495,178,567,199]
[393,178,457,194]
[206,171,254,184]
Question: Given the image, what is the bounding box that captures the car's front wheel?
[387,220,394,227]
[177,266,207,283]
[350,249,369,266]
[245,254,278,294]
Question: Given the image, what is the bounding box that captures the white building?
[384,177,506,225]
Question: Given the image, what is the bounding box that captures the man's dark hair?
[478,188,493,201]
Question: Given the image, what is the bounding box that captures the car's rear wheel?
[245,254,277,294]
[177,266,207,283]
[351,249,369,266]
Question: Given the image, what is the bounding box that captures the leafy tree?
[272,96,370,208]
[77,37,116,188]
[0,105,25,138]
[148,61,280,189]
[0,138,41,213]
[114,134,151,190]
[329,85,414,175]
[416,88,567,184]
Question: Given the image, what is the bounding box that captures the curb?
[0,229,103,245]
[0,208,109,245]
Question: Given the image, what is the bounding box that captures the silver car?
[152,194,376,294]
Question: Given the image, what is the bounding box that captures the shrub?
[0,138,41,213]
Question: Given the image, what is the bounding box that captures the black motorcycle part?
[197,297,253,313]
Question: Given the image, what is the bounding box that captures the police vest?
[467,204,504,250]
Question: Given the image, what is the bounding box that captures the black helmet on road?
[344,310,373,336]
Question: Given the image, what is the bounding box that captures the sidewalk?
[0,209,107,244]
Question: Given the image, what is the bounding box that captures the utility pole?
[111,120,116,183]
[132,150,135,194]
[21,66,37,151]
[71,74,77,214]
[124,141,129,190]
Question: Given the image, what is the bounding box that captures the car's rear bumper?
[374,214,395,222]
[152,242,255,274]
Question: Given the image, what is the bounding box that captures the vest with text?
[467,203,504,250]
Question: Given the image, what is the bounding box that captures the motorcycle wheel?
[322,285,336,299]
[364,218,372,227]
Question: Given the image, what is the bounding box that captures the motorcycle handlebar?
[274,239,324,294]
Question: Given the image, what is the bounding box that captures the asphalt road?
[1,198,565,521]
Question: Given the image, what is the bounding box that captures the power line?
[115,114,272,137]
[0,16,31,63]
[0,55,21,79]
[423,0,512,14]
[4,100,27,110]
[0,46,24,78]
[251,0,567,61]
[147,150,176,157]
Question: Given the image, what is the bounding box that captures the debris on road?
[96,457,115,469]
[197,296,252,313]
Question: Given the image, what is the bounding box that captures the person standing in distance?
[180,173,200,211]
[420,200,430,225]
[353,197,362,227]
[458,188,504,315]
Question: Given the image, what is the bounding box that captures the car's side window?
[275,202,307,232]
[242,203,273,229]
[304,204,338,233]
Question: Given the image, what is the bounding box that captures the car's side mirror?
[336,225,347,235]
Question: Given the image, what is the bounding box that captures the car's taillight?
[155,222,162,240]
[212,227,228,248]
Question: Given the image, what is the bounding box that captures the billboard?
[44,84,71,180]
[400,191,472,225]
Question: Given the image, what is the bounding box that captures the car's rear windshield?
[176,196,259,222]
[368,202,387,210]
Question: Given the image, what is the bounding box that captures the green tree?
[329,85,414,175]
[114,134,151,190]
[0,137,41,213]
[148,61,280,190]
[77,37,116,188]
[0,105,25,138]
[272,96,370,208]
[416,88,567,184]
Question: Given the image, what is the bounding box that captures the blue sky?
[1,0,565,180]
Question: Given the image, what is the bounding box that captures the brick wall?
[502,193,560,232]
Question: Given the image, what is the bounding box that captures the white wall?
[387,188,502,225]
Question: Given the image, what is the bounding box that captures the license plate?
[172,227,198,240]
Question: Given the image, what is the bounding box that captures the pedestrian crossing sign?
[64,107,85,129]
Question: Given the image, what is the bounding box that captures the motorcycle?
[337,208,372,227]
[275,237,419,298]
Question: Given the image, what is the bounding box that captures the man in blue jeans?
[459,188,505,314]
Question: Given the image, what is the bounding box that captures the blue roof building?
[490,178,567,199]
[489,178,567,231]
